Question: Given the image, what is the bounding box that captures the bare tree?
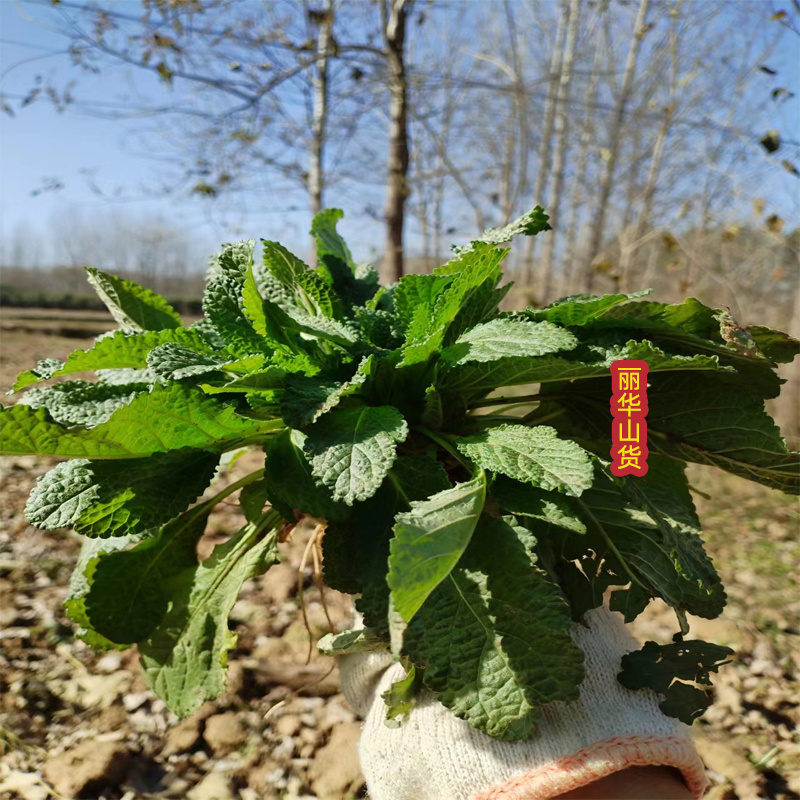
[308,0,336,220]
[585,0,651,292]
[537,0,580,303]
[521,2,567,284]
[381,0,412,283]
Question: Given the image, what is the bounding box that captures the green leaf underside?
[528,291,652,327]
[25,450,219,538]
[140,510,281,717]
[147,343,262,381]
[450,206,551,255]
[1,383,279,459]
[457,425,593,497]
[747,325,800,363]
[437,338,726,397]
[19,381,146,428]
[303,405,409,505]
[84,267,182,332]
[12,328,216,391]
[388,476,486,623]
[618,640,734,724]
[442,318,579,366]
[404,516,583,740]
[555,372,799,494]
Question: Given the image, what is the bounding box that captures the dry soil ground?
[0,320,798,800]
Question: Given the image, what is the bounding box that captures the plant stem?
[208,468,266,508]
[417,426,472,469]
[576,498,649,592]
[470,392,546,409]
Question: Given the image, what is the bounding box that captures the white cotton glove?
[339,605,707,800]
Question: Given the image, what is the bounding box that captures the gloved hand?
[339,606,707,800]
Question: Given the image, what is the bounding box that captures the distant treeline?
[0,266,205,314]
[0,285,204,315]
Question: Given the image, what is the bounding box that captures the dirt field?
[0,324,798,800]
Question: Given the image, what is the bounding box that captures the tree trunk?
[538,0,580,304]
[563,13,604,294]
[585,0,650,293]
[308,0,335,266]
[381,0,411,285]
[521,4,567,287]
[619,0,680,291]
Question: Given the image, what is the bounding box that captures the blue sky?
[0,0,350,267]
[2,0,799,271]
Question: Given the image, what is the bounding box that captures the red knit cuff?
[474,734,708,800]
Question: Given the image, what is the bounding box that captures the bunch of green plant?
[2,208,797,739]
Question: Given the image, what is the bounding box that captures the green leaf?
[527,291,652,327]
[317,628,386,657]
[240,478,268,523]
[746,325,800,363]
[204,272,271,357]
[146,343,253,381]
[139,509,281,717]
[450,206,551,256]
[589,297,721,339]
[388,454,452,506]
[201,365,287,395]
[456,425,593,497]
[311,208,356,269]
[19,381,146,427]
[210,239,256,283]
[401,243,507,366]
[84,501,215,644]
[404,516,583,740]
[323,455,451,614]
[263,429,350,522]
[490,475,587,534]
[261,240,336,318]
[574,461,726,619]
[303,404,409,505]
[0,383,280,459]
[312,209,378,309]
[442,318,578,366]
[387,475,485,624]
[382,663,421,726]
[618,640,734,724]
[242,259,331,368]
[438,338,725,398]
[25,449,219,538]
[354,307,404,351]
[323,483,397,601]
[65,533,144,650]
[393,274,452,330]
[281,357,373,429]
[12,328,216,391]
[445,279,511,343]
[84,267,182,332]
[648,373,800,493]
